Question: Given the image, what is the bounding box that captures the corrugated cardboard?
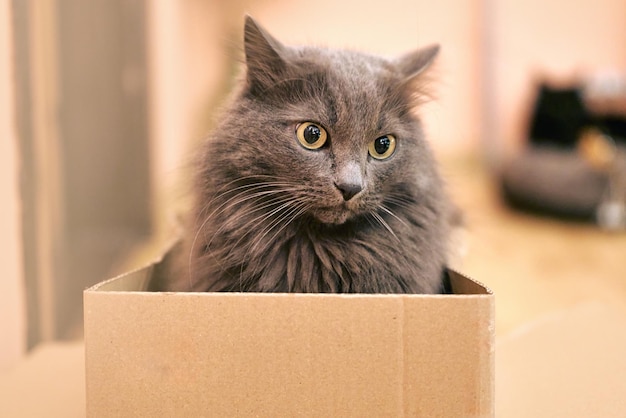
[84,250,494,417]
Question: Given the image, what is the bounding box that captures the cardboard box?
[84,249,494,417]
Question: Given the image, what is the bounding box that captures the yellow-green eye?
[368,135,396,160]
[296,122,327,150]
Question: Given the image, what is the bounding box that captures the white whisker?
[243,201,311,283]
[385,195,415,209]
[224,195,309,260]
[370,211,400,241]
[378,204,409,228]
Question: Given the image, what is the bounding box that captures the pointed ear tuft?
[396,44,440,81]
[243,16,288,90]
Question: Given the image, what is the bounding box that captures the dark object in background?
[501,82,626,228]
[602,115,626,143]
[501,148,608,220]
[528,83,626,148]
[528,84,593,149]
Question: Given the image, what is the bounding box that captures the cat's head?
[207,16,440,226]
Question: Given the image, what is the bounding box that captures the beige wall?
[148,1,235,243]
[0,0,26,370]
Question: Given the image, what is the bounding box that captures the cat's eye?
[368,135,396,160]
[296,122,328,150]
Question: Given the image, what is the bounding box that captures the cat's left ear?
[396,44,440,83]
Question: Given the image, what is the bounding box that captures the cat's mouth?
[312,204,356,225]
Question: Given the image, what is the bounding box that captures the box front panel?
[86,293,405,416]
[85,290,493,417]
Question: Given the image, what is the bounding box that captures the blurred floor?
[443,157,626,335]
[1,155,625,417]
[0,341,85,417]
[446,157,626,416]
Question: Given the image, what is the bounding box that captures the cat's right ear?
[396,44,440,83]
[244,16,288,92]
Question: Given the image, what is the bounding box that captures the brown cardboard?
[84,250,494,417]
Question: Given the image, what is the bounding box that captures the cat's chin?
[312,207,354,225]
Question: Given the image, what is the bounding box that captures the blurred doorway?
[13,0,151,346]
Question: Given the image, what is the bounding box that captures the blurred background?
[1,0,626,414]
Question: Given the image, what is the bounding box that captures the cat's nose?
[335,182,362,201]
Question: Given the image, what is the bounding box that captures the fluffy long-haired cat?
[166,16,456,294]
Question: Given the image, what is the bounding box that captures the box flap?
[87,264,491,296]
[87,266,155,292]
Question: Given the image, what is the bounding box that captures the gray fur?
[168,16,453,293]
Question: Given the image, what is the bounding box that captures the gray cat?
[167,16,456,293]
